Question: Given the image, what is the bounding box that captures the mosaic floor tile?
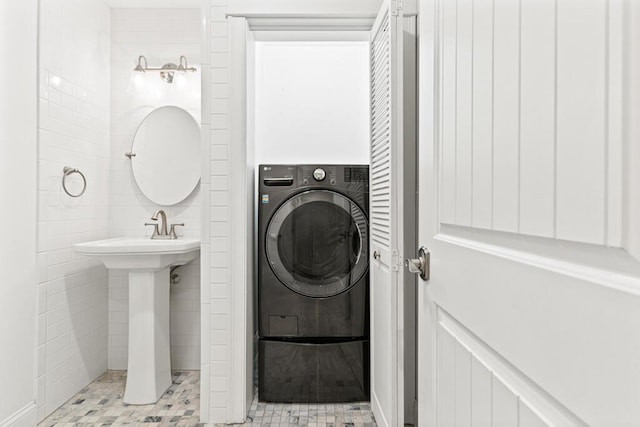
[40,370,377,426]
[39,371,203,427]
[215,391,377,427]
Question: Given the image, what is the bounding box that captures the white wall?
[0,2,38,426]
[35,6,202,421]
[109,8,202,371]
[626,0,640,261]
[200,1,230,421]
[37,0,111,421]
[254,41,370,165]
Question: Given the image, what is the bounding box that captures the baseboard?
[371,392,389,427]
[0,402,37,427]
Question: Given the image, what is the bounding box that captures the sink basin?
[73,237,200,405]
[73,237,200,271]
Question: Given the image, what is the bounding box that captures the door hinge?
[393,0,403,16]
[392,249,400,271]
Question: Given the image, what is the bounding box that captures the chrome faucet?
[151,209,168,236]
[145,210,184,239]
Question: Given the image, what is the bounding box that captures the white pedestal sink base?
[123,268,172,404]
[72,238,200,405]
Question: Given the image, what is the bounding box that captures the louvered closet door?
[370,1,404,426]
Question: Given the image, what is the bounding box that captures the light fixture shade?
[159,63,178,84]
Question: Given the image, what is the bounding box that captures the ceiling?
[104,0,200,8]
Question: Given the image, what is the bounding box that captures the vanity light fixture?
[133,55,147,72]
[133,55,197,84]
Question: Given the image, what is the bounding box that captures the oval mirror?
[130,106,201,205]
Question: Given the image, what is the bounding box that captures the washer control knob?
[313,168,326,181]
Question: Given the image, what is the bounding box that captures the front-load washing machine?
[257,164,370,403]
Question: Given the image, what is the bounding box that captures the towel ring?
[62,166,87,198]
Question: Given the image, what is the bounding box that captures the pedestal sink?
[73,237,200,404]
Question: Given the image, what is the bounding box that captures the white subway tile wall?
[199,3,212,419]
[109,8,202,371]
[37,0,111,421]
[201,0,234,422]
[37,4,204,422]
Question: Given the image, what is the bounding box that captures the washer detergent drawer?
[259,339,369,403]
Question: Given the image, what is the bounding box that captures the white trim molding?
[228,15,252,424]
[246,18,375,32]
[227,0,381,18]
[437,309,587,427]
[221,2,388,423]
[199,0,211,422]
[251,30,370,41]
[227,0,418,18]
[437,224,640,297]
[0,403,36,427]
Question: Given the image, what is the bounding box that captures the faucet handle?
[145,222,160,238]
[169,223,184,240]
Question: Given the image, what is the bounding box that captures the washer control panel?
[312,168,326,181]
[294,165,367,189]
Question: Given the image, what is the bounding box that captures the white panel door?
[417,0,640,426]
[369,1,405,426]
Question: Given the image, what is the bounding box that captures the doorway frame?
[223,3,379,423]
[217,1,418,422]
[226,15,377,423]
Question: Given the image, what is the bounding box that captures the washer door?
[266,190,369,298]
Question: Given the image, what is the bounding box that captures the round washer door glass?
[266,190,368,297]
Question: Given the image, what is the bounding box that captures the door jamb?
[225,10,416,423]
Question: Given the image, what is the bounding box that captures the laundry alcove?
[205,1,418,424]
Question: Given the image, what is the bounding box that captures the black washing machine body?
[257,164,370,339]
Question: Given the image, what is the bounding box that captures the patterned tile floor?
[39,370,377,426]
[39,371,202,427]
[227,400,377,427]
